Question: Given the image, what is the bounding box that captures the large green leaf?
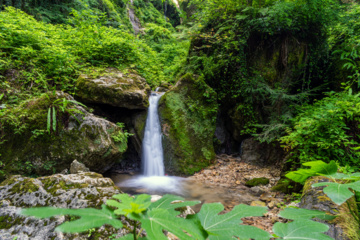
[140,208,206,240]
[106,194,151,216]
[286,161,337,183]
[148,194,200,216]
[325,172,360,181]
[279,208,335,221]
[273,220,333,240]
[197,202,270,240]
[20,205,122,233]
[312,181,360,205]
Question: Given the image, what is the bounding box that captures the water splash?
[142,92,165,176]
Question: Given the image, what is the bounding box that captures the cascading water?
[142,92,165,176]
[119,90,184,193]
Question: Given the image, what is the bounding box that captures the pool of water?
[109,173,258,211]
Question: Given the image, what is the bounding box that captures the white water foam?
[142,92,165,176]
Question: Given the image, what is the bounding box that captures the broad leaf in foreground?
[279,208,336,221]
[107,194,151,216]
[20,205,122,233]
[140,208,205,240]
[197,202,270,240]
[312,181,360,205]
[273,220,333,240]
[148,194,200,216]
[285,161,337,183]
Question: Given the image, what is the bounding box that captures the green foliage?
[328,3,360,90]
[195,203,270,239]
[273,219,334,240]
[280,91,360,169]
[313,181,360,206]
[20,193,337,240]
[111,122,133,152]
[0,6,173,95]
[285,161,338,184]
[273,208,337,240]
[21,204,123,233]
[286,160,360,224]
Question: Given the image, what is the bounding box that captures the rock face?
[158,74,218,175]
[241,138,284,166]
[76,68,151,109]
[0,172,126,240]
[300,176,360,240]
[0,92,127,179]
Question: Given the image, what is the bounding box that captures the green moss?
[271,178,302,194]
[9,178,39,194]
[158,73,218,175]
[0,215,25,229]
[245,177,269,187]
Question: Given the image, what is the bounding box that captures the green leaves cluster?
[286,160,360,207]
[280,91,360,169]
[21,193,337,240]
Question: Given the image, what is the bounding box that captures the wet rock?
[250,186,264,196]
[76,68,150,109]
[300,176,360,240]
[241,137,284,166]
[70,160,90,174]
[0,92,127,179]
[0,172,126,240]
[158,73,218,175]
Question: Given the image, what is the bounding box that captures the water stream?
[117,91,185,194]
[110,91,258,209]
[142,92,165,176]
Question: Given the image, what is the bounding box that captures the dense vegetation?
[1,0,360,237]
[0,0,359,174]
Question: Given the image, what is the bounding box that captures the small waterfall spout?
[142,92,165,176]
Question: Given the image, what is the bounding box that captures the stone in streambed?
[245,177,269,187]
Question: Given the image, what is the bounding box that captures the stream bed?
[108,154,290,233]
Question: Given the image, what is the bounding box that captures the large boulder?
[0,172,127,240]
[0,92,127,180]
[76,68,151,109]
[300,176,360,240]
[241,137,284,166]
[158,74,218,175]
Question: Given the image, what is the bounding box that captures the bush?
[280,91,360,169]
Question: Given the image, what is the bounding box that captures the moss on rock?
[300,176,360,240]
[245,177,269,187]
[271,178,302,194]
[158,73,218,175]
[76,68,151,109]
[0,92,127,181]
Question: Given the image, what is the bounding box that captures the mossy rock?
[0,173,126,239]
[0,92,127,180]
[271,178,302,194]
[158,73,218,175]
[300,176,360,240]
[76,68,151,109]
[245,177,269,187]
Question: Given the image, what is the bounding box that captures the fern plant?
[46,97,87,134]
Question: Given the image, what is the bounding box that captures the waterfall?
[142,92,165,176]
